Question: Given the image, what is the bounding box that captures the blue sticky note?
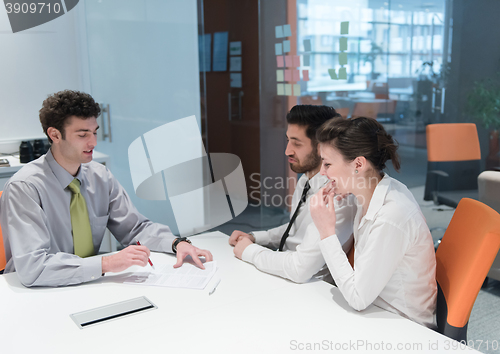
[283,24,292,37]
[328,69,338,80]
[339,67,347,80]
[198,34,211,72]
[303,39,311,52]
[339,37,348,51]
[213,31,229,72]
[275,43,283,55]
[303,54,310,66]
[275,26,284,38]
[340,21,349,35]
[339,52,348,65]
[283,40,291,53]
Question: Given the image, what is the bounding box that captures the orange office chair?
[371,82,389,99]
[435,198,500,342]
[0,191,5,272]
[424,123,480,207]
[352,102,379,119]
[336,107,350,119]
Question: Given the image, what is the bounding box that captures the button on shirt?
[319,174,437,328]
[242,173,357,283]
[0,150,177,287]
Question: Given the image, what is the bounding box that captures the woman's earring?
[355,170,358,174]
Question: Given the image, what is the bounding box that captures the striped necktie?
[67,179,94,257]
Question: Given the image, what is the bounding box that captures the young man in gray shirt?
[0,90,212,287]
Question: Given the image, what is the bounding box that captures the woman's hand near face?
[310,187,337,240]
[323,180,349,202]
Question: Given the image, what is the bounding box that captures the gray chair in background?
[478,171,500,281]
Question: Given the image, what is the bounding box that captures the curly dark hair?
[39,90,101,143]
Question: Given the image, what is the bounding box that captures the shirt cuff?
[137,234,177,254]
[241,243,266,264]
[251,230,269,245]
[81,255,104,282]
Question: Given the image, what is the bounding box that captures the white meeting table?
[0,232,478,353]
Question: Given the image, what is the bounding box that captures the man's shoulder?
[7,156,51,185]
[2,157,55,203]
[81,160,113,183]
[83,160,109,173]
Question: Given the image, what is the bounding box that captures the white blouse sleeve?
[319,220,409,311]
[242,224,327,283]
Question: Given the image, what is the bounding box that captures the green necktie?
[67,179,94,258]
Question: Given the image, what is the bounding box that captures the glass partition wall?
[82,0,499,236]
[256,0,453,230]
[293,0,449,189]
[204,0,499,232]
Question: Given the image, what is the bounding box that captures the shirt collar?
[363,173,391,221]
[45,149,83,189]
[306,171,329,191]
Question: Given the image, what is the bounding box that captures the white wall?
[0,1,202,233]
[0,5,85,146]
[80,0,203,232]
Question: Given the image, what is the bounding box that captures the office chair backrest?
[477,171,500,282]
[371,82,389,99]
[427,123,481,162]
[435,198,500,342]
[0,191,5,272]
[424,123,481,202]
[352,102,379,119]
[336,107,349,119]
[478,171,500,212]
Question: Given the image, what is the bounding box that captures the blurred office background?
[1,1,500,352]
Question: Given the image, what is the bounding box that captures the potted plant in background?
[466,74,500,170]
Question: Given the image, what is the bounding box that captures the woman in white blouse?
[310,116,437,328]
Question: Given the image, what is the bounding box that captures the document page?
[124,261,217,290]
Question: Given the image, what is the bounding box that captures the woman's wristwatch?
[172,237,192,254]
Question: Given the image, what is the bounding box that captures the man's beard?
[289,147,321,174]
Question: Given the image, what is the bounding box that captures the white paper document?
[124,261,217,290]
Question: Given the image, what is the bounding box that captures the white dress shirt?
[0,150,177,287]
[319,174,437,328]
[242,173,356,283]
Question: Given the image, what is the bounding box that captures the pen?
[136,241,155,270]
[209,278,221,295]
